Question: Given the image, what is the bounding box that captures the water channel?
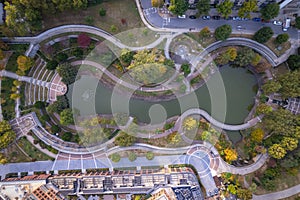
[68,65,257,142]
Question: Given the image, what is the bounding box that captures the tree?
[73,48,83,58]
[215,24,232,41]
[0,49,4,60]
[281,137,298,151]
[46,95,69,113]
[99,7,106,16]
[261,80,281,95]
[236,188,252,200]
[253,27,273,43]
[277,70,300,98]
[77,33,91,48]
[167,132,181,144]
[146,151,154,160]
[238,0,258,19]
[180,63,190,76]
[197,0,210,15]
[287,54,300,71]
[260,3,280,21]
[110,25,118,33]
[46,60,58,70]
[250,128,264,143]
[215,47,237,65]
[0,153,7,164]
[183,117,198,131]
[110,153,121,162]
[56,63,79,84]
[128,152,137,161]
[256,103,272,115]
[55,52,68,63]
[216,0,234,18]
[199,27,211,40]
[227,184,237,194]
[61,132,73,141]
[115,132,136,147]
[120,49,134,65]
[34,101,45,109]
[17,55,34,72]
[73,0,88,9]
[295,17,300,29]
[168,0,188,16]
[60,108,74,125]
[51,125,61,133]
[251,53,261,66]
[10,93,21,100]
[264,108,298,137]
[4,2,27,36]
[151,0,164,7]
[0,121,16,150]
[224,148,238,162]
[275,33,289,45]
[268,144,286,159]
[234,47,255,67]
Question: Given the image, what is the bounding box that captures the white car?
[273,20,282,26]
[178,15,186,18]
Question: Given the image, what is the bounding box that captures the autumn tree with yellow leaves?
[17,55,34,72]
[183,116,198,131]
[224,148,238,162]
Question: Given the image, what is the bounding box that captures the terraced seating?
[24,56,56,105]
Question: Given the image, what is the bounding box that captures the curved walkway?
[253,185,300,200]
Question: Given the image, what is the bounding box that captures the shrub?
[110,153,121,162]
[146,152,154,160]
[128,152,137,161]
[253,27,273,43]
[46,60,58,70]
[99,8,106,16]
[215,24,232,41]
[51,125,61,133]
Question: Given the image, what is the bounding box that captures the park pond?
[68,65,257,142]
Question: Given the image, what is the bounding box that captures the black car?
[212,15,221,20]
[189,15,196,19]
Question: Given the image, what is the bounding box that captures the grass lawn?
[17,137,53,161]
[265,38,291,57]
[42,0,144,34]
[1,78,15,120]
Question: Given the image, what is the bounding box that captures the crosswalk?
[143,7,157,16]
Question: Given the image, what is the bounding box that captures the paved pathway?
[253,185,300,200]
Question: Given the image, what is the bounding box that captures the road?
[140,0,300,40]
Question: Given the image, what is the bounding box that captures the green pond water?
[68,65,256,142]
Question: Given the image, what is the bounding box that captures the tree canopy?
[234,47,255,67]
[197,0,210,15]
[57,63,79,85]
[17,55,34,72]
[217,0,234,18]
[168,0,188,16]
[287,55,300,71]
[215,47,237,65]
[238,0,258,19]
[60,108,74,125]
[260,3,280,21]
[253,27,273,43]
[295,17,300,29]
[0,121,16,150]
[275,33,289,45]
[268,144,286,159]
[114,132,136,147]
[215,24,232,41]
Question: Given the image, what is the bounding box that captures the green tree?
[73,0,88,9]
[261,80,281,95]
[275,33,289,44]
[46,60,58,70]
[197,0,210,15]
[236,188,252,200]
[168,0,188,16]
[46,95,69,113]
[146,151,154,160]
[260,3,280,21]
[256,103,272,115]
[287,54,300,71]
[281,137,298,151]
[56,63,79,84]
[128,152,137,161]
[264,108,298,137]
[251,53,261,66]
[215,47,237,65]
[115,132,136,147]
[238,0,258,19]
[295,17,300,29]
[61,132,73,141]
[216,0,234,18]
[120,49,134,65]
[199,27,211,40]
[180,63,190,76]
[51,125,61,133]
[60,108,74,125]
[110,25,118,33]
[215,24,232,41]
[277,70,300,98]
[268,144,286,159]
[234,47,255,67]
[253,27,273,43]
[99,7,106,16]
[110,153,121,162]
[0,121,11,133]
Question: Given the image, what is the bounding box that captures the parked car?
[233,16,241,20]
[189,15,196,19]
[252,17,261,22]
[227,16,233,20]
[202,15,210,20]
[273,20,282,26]
[178,15,186,18]
[212,15,221,20]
